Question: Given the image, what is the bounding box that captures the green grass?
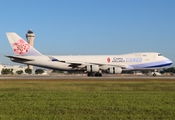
[0,79,175,120]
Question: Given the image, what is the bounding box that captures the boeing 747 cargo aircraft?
[5,32,172,76]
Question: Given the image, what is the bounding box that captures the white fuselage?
[12,52,172,71]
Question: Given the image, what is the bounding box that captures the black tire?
[153,73,156,77]
[87,72,92,77]
[95,72,102,77]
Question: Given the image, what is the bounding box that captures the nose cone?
[168,60,173,65]
[165,58,173,66]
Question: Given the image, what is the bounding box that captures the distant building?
[0,64,27,75]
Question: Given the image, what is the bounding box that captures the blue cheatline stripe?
[130,60,172,69]
[143,63,172,68]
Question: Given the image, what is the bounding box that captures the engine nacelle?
[86,65,99,72]
[108,67,122,74]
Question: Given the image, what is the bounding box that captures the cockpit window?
[158,54,162,56]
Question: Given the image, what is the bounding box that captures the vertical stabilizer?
[6,32,42,56]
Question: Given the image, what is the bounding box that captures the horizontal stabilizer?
[5,55,34,62]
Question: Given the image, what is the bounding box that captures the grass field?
[0,79,175,120]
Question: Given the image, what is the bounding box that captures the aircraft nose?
[169,60,173,65]
[166,59,173,65]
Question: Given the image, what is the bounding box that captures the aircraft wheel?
[99,73,102,77]
[153,73,156,77]
[95,72,102,77]
[87,72,96,77]
[87,72,92,77]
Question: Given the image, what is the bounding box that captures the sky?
[0,0,175,66]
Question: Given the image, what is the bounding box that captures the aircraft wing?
[61,61,126,69]
[5,55,34,62]
[48,56,126,69]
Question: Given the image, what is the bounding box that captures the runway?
[0,74,175,80]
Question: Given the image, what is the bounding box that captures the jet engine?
[108,67,122,74]
[86,65,99,72]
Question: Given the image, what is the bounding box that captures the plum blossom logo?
[107,57,110,63]
[12,39,30,55]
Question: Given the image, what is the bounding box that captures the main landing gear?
[87,72,102,77]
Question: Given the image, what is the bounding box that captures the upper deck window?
[158,54,162,56]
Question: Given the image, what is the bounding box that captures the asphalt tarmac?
[0,74,175,80]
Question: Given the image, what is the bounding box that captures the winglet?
[6,32,42,56]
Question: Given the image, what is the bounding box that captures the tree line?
[1,68,44,75]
